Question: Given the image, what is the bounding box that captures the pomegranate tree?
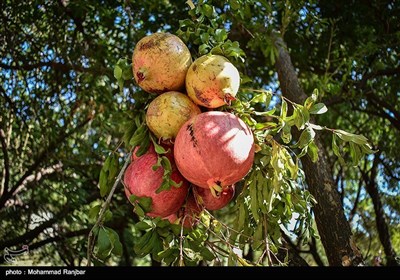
[124,146,189,218]
[132,32,192,94]
[193,185,235,211]
[146,91,201,140]
[185,54,240,108]
[174,111,255,191]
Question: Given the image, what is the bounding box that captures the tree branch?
[87,151,132,266]
[0,61,92,74]
[0,217,58,251]
[0,117,92,209]
[28,228,90,251]
[360,154,399,266]
[273,32,363,266]
[0,127,10,197]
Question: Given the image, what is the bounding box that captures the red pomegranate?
[178,193,203,229]
[193,185,235,211]
[132,33,192,94]
[124,148,189,218]
[174,111,255,190]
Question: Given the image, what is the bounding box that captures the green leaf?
[293,126,315,149]
[108,154,119,182]
[122,67,133,80]
[293,106,305,130]
[89,204,101,221]
[229,0,240,10]
[360,143,376,154]
[332,134,345,165]
[215,29,228,42]
[250,91,272,104]
[113,66,122,80]
[252,222,264,250]
[97,227,112,259]
[349,141,362,166]
[304,89,318,109]
[135,221,152,231]
[161,156,172,171]
[249,179,260,222]
[237,202,246,230]
[280,99,288,119]
[103,209,113,222]
[138,196,153,213]
[307,141,319,162]
[107,227,123,256]
[200,33,210,44]
[334,130,369,145]
[309,103,328,114]
[201,4,214,18]
[199,43,209,55]
[99,169,108,198]
[281,124,292,144]
[155,179,171,194]
[200,247,215,261]
[134,230,153,255]
[129,125,148,147]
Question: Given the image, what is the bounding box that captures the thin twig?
[179,216,187,266]
[0,128,10,196]
[86,151,132,266]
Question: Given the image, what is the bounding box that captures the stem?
[86,151,132,266]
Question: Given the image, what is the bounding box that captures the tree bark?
[362,155,399,266]
[273,33,363,266]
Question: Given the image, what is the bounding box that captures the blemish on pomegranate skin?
[148,87,168,94]
[192,64,197,72]
[194,87,210,106]
[186,124,198,147]
[136,71,145,83]
[139,40,156,50]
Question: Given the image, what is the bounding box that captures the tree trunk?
[273,33,363,266]
[363,155,399,266]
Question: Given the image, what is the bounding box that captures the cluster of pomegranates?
[124,32,255,228]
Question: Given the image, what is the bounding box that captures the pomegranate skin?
[174,111,255,189]
[185,54,240,108]
[124,151,189,218]
[179,194,203,229]
[132,32,192,94]
[146,91,201,140]
[194,185,235,211]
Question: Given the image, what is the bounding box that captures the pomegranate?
[174,111,254,190]
[178,193,203,229]
[185,54,240,108]
[124,148,189,218]
[132,32,192,94]
[146,91,201,140]
[194,185,235,211]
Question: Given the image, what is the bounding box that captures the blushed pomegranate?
[124,147,189,218]
[146,91,201,140]
[174,111,254,190]
[193,185,235,211]
[132,33,192,94]
[178,193,203,229]
[185,54,240,108]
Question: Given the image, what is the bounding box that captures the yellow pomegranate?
[132,33,192,94]
[146,91,201,140]
[185,54,240,108]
